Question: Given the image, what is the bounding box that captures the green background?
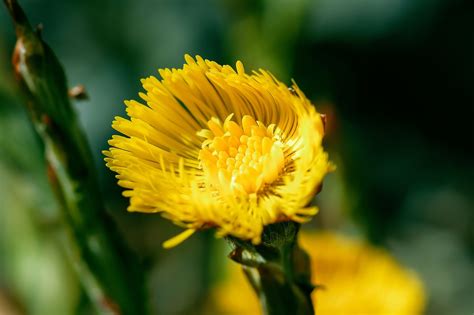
[0,0,472,314]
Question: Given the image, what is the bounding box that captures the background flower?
[209,231,426,315]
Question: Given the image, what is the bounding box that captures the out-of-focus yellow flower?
[210,232,426,315]
[104,55,332,247]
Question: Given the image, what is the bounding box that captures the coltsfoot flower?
[104,55,332,247]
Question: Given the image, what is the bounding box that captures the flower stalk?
[228,222,315,315]
[3,0,147,314]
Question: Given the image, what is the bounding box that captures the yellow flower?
[104,55,332,247]
[209,232,426,315]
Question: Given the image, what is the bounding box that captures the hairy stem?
[228,222,315,315]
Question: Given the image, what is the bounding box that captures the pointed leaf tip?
[3,0,32,34]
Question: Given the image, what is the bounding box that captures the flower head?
[104,55,332,247]
[209,232,426,315]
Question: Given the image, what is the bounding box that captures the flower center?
[198,115,285,195]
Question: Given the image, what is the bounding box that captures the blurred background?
[0,0,473,314]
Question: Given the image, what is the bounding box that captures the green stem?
[228,222,315,315]
[3,1,147,314]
